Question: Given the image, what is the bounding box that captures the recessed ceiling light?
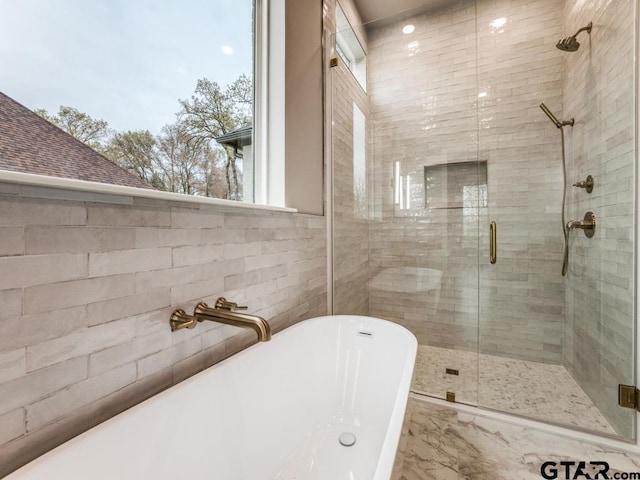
[402,24,415,35]
[221,45,234,55]
[490,17,507,29]
[478,92,488,98]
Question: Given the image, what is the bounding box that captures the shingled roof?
[0,92,151,189]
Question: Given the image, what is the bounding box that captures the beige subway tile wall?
[562,0,635,439]
[365,0,567,363]
[367,0,483,353]
[475,0,565,363]
[0,185,327,476]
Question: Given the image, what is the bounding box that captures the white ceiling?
[352,0,455,24]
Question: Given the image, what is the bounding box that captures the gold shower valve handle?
[566,212,596,238]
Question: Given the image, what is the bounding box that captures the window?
[335,3,367,91]
[0,0,262,204]
[353,103,367,218]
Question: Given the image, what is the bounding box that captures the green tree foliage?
[34,106,110,153]
[156,122,227,197]
[104,130,166,190]
[35,74,252,200]
[179,74,252,200]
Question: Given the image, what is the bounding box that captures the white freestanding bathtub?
[7,315,417,480]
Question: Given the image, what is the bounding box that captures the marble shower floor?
[391,396,640,480]
[412,345,616,435]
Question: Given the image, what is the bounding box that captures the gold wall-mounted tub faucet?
[194,299,272,342]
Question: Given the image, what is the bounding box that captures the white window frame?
[254,0,286,208]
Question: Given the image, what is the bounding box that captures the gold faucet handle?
[572,175,594,193]
[170,309,198,332]
[214,297,248,311]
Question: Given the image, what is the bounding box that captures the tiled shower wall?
[476,0,565,363]
[367,1,480,350]
[366,0,566,363]
[562,0,635,439]
[331,0,371,316]
[0,185,326,476]
[332,62,371,315]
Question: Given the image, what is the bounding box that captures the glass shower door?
[329,0,635,441]
[476,0,636,440]
[368,1,482,406]
[329,0,483,406]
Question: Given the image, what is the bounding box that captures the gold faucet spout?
[194,301,271,342]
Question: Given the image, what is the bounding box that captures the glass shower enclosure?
[328,0,636,440]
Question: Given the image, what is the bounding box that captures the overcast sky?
[0,0,253,133]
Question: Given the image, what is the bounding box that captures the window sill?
[0,170,297,214]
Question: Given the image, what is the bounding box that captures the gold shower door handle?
[490,221,497,264]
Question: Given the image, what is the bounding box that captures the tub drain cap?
[339,432,356,447]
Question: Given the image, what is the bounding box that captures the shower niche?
[424,161,488,210]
